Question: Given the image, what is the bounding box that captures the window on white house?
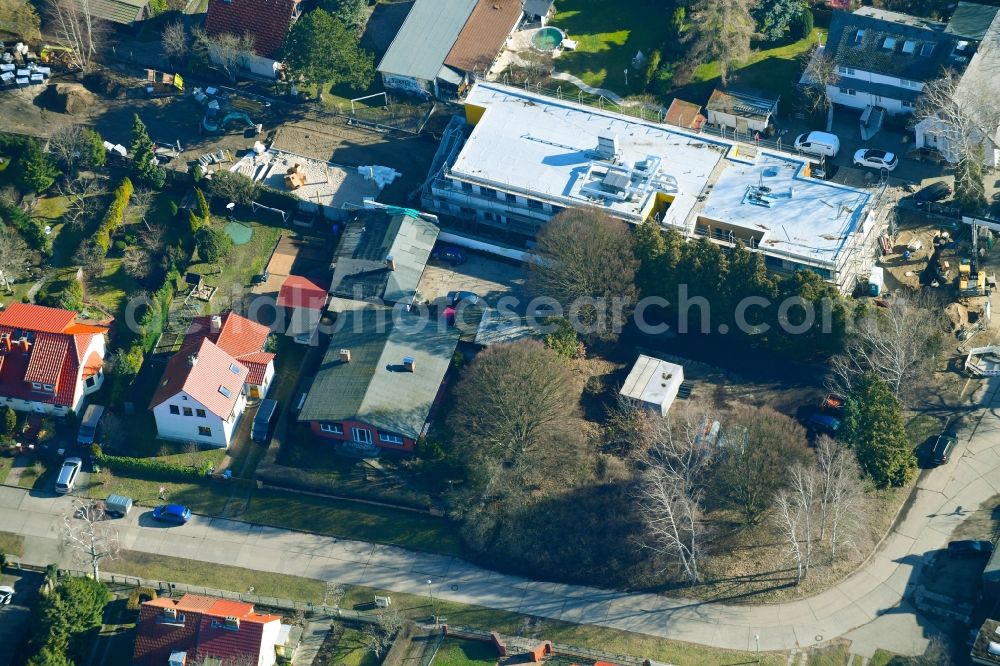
[196,409,206,418]
[320,423,344,434]
[854,29,865,45]
[461,181,472,193]
[219,386,231,398]
[902,100,914,108]
[169,405,180,415]
[839,87,857,96]
[183,407,193,417]
[352,427,373,444]
[85,376,96,387]
[379,432,404,445]
[43,384,53,392]
[198,426,212,437]
[31,382,41,390]
[882,37,896,50]
[920,43,934,56]
[902,40,915,54]
[839,66,855,76]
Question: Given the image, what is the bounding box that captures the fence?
[443,625,655,666]
[105,49,434,134]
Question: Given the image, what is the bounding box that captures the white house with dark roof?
[913,2,1000,166]
[823,7,964,115]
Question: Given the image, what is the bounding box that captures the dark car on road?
[931,433,957,465]
[251,398,278,444]
[152,504,192,525]
[948,539,994,557]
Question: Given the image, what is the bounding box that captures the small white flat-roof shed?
[620,355,684,416]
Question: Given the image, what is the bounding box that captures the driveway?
[4,363,1000,655]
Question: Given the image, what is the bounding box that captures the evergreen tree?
[129,114,166,189]
[18,140,60,193]
[2,406,15,438]
[281,10,374,92]
[195,187,210,225]
[842,373,916,488]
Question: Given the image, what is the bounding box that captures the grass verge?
[109,550,326,601]
[0,530,25,557]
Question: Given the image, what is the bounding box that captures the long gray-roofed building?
[376,0,478,98]
[328,207,439,310]
[423,81,888,292]
[297,308,459,454]
[376,0,523,98]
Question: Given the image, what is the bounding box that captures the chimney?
[403,356,415,373]
[385,255,396,271]
[339,349,351,363]
[188,354,198,367]
[210,315,222,334]
[1,334,9,352]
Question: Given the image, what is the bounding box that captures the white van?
[794,131,840,158]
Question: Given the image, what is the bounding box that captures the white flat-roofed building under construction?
[422,81,890,293]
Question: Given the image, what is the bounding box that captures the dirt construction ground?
[0,68,439,206]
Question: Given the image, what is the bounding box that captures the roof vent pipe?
[403,356,415,372]
[188,354,198,367]
[210,315,222,333]
[340,349,351,363]
[386,255,396,271]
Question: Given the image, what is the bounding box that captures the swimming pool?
[531,26,565,51]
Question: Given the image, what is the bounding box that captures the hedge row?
[95,452,209,482]
[95,177,133,252]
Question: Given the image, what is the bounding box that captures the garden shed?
[706,88,779,134]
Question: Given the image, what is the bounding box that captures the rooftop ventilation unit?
[596,131,620,161]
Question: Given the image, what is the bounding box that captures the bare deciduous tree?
[0,227,30,291]
[55,177,106,230]
[46,0,105,72]
[161,21,188,63]
[62,499,120,579]
[130,186,155,229]
[915,70,1000,211]
[528,208,637,341]
[829,294,943,405]
[688,0,757,86]
[123,247,151,279]
[787,464,817,579]
[637,405,717,583]
[364,609,404,658]
[199,31,256,82]
[801,49,839,130]
[773,489,806,586]
[815,436,867,562]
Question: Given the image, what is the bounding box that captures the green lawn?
[320,626,379,666]
[0,530,25,557]
[675,29,827,110]
[0,455,13,485]
[85,474,232,514]
[431,639,498,666]
[551,0,669,94]
[109,550,327,601]
[242,488,464,555]
[187,219,280,315]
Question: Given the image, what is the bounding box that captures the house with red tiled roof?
[150,311,276,448]
[0,303,108,416]
[133,593,292,666]
[204,0,301,79]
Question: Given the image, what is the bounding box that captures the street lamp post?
[427,579,436,624]
[624,68,629,87]
[754,634,760,663]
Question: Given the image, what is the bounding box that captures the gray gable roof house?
[826,8,955,82]
[328,207,439,309]
[298,307,460,442]
[377,0,479,97]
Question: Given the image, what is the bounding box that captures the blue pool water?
[532,26,565,51]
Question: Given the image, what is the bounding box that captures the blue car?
[152,504,192,524]
[432,245,466,266]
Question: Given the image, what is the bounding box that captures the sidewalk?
[3,375,999,654]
